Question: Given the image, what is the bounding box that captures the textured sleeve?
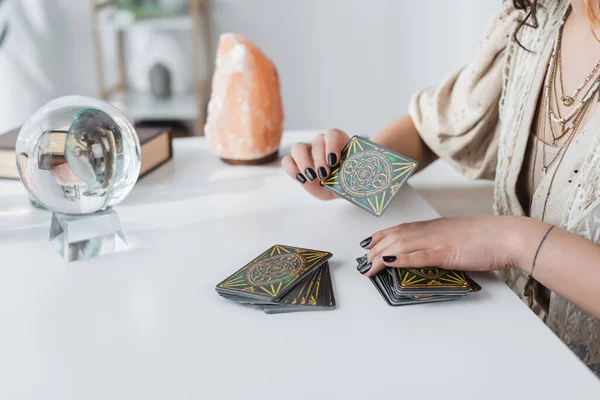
[409,3,520,180]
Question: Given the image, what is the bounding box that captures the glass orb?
[16,96,141,215]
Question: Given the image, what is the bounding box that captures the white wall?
[209,0,499,135]
[207,0,500,186]
[0,0,96,131]
[0,0,501,186]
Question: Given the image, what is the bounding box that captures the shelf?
[112,10,192,31]
[110,90,197,121]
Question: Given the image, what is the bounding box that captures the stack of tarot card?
[356,255,481,306]
[216,245,336,314]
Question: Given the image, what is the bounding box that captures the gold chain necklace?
[530,92,593,220]
[532,79,595,219]
[546,10,600,137]
[530,7,599,220]
[558,50,600,107]
[558,56,600,106]
[541,100,591,220]
[525,5,599,308]
[557,8,600,107]
[544,75,600,171]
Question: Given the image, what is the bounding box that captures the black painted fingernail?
[318,166,327,180]
[358,262,372,274]
[356,257,367,270]
[360,237,372,248]
[327,153,337,166]
[383,256,397,263]
[356,254,367,264]
[305,168,317,181]
[296,173,307,184]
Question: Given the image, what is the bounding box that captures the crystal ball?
[16,96,141,214]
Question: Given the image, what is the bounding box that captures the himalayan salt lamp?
[204,33,284,165]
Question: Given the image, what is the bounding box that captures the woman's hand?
[281,129,349,201]
[358,215,547,277]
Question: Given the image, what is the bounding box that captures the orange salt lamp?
[204,33,284,164]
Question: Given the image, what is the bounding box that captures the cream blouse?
[409,0,600,376]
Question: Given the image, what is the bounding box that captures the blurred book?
[138,127,173,176]
[0,127,172,180]
[0,127,20,179]
[37,130,68,171]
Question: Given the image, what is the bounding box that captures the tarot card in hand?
[216,245,335,313]
[321,136,418,217]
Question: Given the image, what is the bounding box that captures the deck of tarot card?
[216,245,336,314]
[356,255,481,306]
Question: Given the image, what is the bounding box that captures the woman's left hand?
[359,215,547,277]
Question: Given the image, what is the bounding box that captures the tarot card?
[370,269,462,306]
[260,262,336,314]
[218,293,253,303]
[369,276,393,305]
[321,136,418,217]
[390,267,471,296]
[218,264,323,305]
[216,245,332,302]
[466,274,482,292]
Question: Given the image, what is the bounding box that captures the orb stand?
[49,209,128,262]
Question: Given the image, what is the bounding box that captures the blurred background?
[0,0,498,215]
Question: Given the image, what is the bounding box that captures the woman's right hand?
[282,129,349,200]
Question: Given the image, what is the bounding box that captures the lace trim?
[562,116,600,231]
[494,0,600,374]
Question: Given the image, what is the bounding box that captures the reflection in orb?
[16,96,141,215]
[65,108,123,197]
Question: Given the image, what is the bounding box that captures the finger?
[380,249,447,270]
[363,255,386,277]
[364,249,446,278]
[281,155,306,184]
[374,234,430,262]
[324,129,349,167]
[363,234,433,276]
[283,154,336,200]
[358,225,400,249]
[284,145,337,200]
[291,143,317,182]
[367,234,397,263]
[311,134,329,180]
[360,219,440,250]
[361,235,399,276]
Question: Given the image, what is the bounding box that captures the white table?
[0,131,598,399]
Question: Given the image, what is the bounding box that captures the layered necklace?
[529,6,600,220]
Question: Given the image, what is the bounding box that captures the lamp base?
[221,150,279,165]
